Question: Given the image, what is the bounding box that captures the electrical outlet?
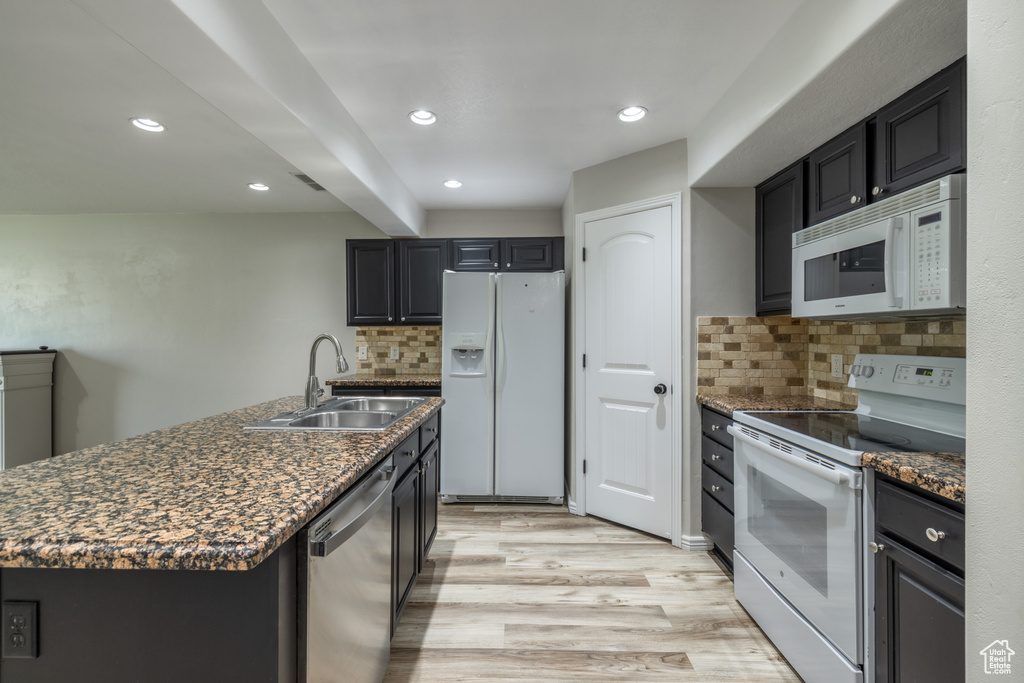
[831,354,843,378]
[2,601,38,659]
[390,346,400,361]
[357,346,367,360]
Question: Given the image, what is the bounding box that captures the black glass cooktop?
[745,411,965,454]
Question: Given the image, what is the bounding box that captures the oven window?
[748,467,829,597]
[803,239,886,302]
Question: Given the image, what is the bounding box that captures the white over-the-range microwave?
[792,173,965,320]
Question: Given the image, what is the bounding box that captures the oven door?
[730,425,863,664]
[792,212,910,319]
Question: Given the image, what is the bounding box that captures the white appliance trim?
[572,192,684,548]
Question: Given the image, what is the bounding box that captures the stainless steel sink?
[244,396,427,432]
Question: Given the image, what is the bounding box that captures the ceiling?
[0,0,804,229]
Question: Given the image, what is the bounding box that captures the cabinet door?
[450,239,500,271]
[397,239,447,324]
[872,59,965,198]
[807,122,867,226]
[501,237,564,272]
[418,440,439,569]
[875,535,965,683]
[701,491,734,567]
[347,240,395,325]
[391,469,419,632]
[755,161,804,315]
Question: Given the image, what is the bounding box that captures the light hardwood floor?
[385,504,801,682]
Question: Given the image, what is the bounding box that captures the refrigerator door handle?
[487,272,498,495]
[495,274,507,395]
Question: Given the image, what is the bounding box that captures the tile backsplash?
[697,315,966,406]
[355,326,442,374]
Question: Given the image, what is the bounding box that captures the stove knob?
[861,365,874,378]
[851,365,861,376]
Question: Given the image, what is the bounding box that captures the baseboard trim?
[678,533,714,551]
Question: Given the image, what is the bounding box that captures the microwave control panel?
[910,197,965,310]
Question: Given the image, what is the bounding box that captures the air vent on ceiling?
[291,173,327,192]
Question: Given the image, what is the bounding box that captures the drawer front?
[701,435,734,481]
[419,412,440,452]
[331,387,387,397]
[701,408,733,448]
[702,463,734,513]
[393,432,421,484]
[702,491,734,565]
[876,481,965,573]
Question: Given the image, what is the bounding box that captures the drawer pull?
[404,449,417,458]
[711,485,721,492]
[711,424,721,431]
[925,528,946,542]
[869,541,885,554]
[711,454,722,461]
[426,426,437,433]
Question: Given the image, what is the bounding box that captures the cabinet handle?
[925,528,946,542]
[850,195,861,204]
[869,541,885,554]
[872,186,885,196]
[404,449,417,458]
[388,317,393,322]
[711,485,721,492]
[506,263,511,268]
[711,424,721,431]
[493,262,499,268]
[401,317,406,322]
[711,454,722,461]
[426,426,437,433]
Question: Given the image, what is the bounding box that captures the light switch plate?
[390,346,400,360]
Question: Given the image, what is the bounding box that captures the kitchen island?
[0,395,442,681]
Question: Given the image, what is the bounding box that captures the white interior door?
[583,205,673,538]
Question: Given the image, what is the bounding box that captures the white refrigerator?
[440,271,565,503]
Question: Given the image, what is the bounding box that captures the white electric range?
[727,353,966,683]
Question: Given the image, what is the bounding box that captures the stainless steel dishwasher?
[298,455,395,683]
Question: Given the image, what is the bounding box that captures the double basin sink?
[245,396,426,432]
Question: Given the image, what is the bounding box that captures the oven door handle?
[728,425,862,489]
[884,216,905,309]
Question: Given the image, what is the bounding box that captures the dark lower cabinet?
[872,58,966,198]
[807,121,867,226]
[700,407,734,567]
[755,160,804,315]
[397,239,447,324]
[392,463,419,632]
[874,478,965,683]
[419,440,439,568]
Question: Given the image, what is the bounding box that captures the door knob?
[654,384,667,395]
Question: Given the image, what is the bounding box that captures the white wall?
[966,1,1024,678]
[685,187,756,539]
[0,211,385,454]
[424,209,562,238]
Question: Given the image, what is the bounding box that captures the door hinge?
[583,460,587,474]
[582,354,586,368]
[582,247,586,262]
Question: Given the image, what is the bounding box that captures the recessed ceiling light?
[443,180,462,189]
[617,106,647,123]
[248,183,270,191]
[130,117,165,132]
[409,110,437,125]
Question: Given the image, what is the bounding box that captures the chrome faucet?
[304,333,349,411]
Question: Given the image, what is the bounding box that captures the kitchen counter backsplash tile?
[697,316,965,405]
[356,325,441,374]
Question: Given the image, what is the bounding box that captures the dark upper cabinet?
[450,239,501,271]
[807,121,867,226]
[397,239,447,324]
[501,237,564,272]
[755,160,804,316]
[347,240,395,325]
[872,58,966,199]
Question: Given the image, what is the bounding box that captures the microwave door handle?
[884,216,905,308]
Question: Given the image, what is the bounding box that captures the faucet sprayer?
[305,333,349,411]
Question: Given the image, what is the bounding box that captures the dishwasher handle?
[310,464,395,558]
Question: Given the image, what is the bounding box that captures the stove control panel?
[848,353,966,406]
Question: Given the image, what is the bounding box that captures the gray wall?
[424,209,562,238]
[0,211,385,454]
[966,0,1024,677]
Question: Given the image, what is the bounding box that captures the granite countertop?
[326,370,441,387]
[696,393,965,504]
[0,396,443,572]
